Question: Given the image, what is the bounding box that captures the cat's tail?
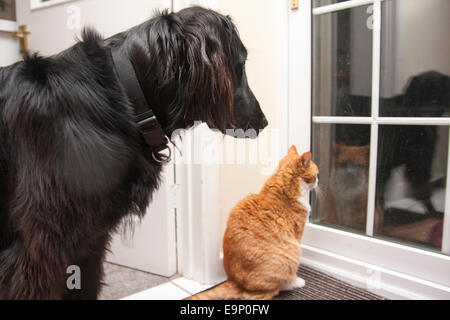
[185,281,243,300]
[185,281,278,300]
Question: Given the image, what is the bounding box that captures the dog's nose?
[261,116,269,129]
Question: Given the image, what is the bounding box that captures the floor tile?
[122,282,191,300]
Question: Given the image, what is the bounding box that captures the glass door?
[311,0,450,256]
[290,0,450,298]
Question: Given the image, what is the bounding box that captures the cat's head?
[333,142,369,177]
[334,143,369,166]
[278,145,319,191]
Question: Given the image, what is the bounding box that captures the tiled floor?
[99,262,213,300]
[99,263,175,300]
[123,277,215,300]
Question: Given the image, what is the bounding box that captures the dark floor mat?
[274,265,386,300]
[188,264,387,300]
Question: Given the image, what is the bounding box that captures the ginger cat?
[187,146,319,300]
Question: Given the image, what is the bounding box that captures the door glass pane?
[379,0,450,117]
[375,125,448,252]
[313,6,372,117]
[0,0,16,21]
[311,124,371,233]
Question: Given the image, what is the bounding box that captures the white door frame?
[290,0,450,299]
[172,0,223,285]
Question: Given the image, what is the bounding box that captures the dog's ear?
[132,9,238,134]
[181,13,235,131]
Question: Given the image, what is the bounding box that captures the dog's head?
[177,7,268,136]
[132,7,268,137]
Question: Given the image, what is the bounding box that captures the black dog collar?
[111,46,171,164]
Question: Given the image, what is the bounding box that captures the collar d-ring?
[152,147,172,164]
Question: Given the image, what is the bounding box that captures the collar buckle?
[137,111,171,164]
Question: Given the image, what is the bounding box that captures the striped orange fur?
[187,146,319,300]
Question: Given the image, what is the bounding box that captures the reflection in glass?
[311,124,371,233]
[379,0,450,117]
[313,5,372,117]
[375,125,448,251]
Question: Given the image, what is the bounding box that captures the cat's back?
[224,191,297,243]
[225,192,275,226]
[222,190,303,289]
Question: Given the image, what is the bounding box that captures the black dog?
[0,7,267,299]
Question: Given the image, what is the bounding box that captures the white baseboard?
[301,244,450,300]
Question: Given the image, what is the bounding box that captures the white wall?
[16,0,171,55]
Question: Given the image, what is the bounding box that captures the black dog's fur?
[0,7,267,299]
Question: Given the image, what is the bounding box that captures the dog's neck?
[111,45,171,162]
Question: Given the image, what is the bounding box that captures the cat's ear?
[300,151,312,168]
[289,145,299,155]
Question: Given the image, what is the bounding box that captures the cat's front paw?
[292,277,306,288]
[281,277,306,291]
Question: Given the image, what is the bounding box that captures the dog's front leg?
[63,235,110,300]
[0,237,68,300]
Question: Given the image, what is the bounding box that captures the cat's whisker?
[313,184,326,200]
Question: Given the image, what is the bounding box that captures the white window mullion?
[313,0,383,16]
[442,129,450,254]
[312,116,373,124]
[371,0,382,120]
[377,117,450,126]
[366,124,378,236]
[365,0,382,236]
[313,116,450,126]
